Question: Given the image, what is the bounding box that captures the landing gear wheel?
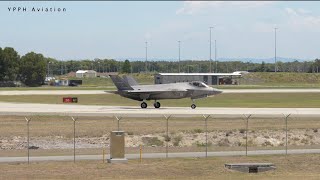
[154,102,161,108]
[191,104,196,109]
[141,102,147,108]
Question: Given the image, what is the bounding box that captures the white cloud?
[176,1,275,15]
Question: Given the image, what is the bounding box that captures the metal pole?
[275,27,278,72]
[203,115,210,158]
[215,40,217,73]
[164,115,171,158]
[103,149,105,163]
[71,116,78,163]
[140,145,142,163]
[115,116,122,131]
[145,41,148,72]
[283,114,290,155]
[209,27,213,73]
[243,114,251,156]
[178,40,181,73]
[25,117,31,164]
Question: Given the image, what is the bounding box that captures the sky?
[0,1,319,61]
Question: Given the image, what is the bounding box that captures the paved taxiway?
[1,149,319,163]
[1,89,320,95]
[0,102,320,117]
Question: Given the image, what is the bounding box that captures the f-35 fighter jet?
[109,75,222,109]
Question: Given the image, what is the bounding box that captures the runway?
[1,149,319,163]
[0,102,320,117]
[1,89,320,95]
[0,90,109,95]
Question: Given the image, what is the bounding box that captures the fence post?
[283,114,291,155]
[202,115,211,158]
[243,114,252,156]
[164,115,171,158]
[140,144,142,163]
[71,116,78,163]
[25,117,31,164]
[115,116,123,131]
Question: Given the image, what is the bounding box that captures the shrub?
[142,137,164,146]
[193,129,203,133]
[127,132,134,135]
[163,135,171,142]
[173,135,183,146]
[195,141,212,147]
[225,131,232,137]
[239,129,246,134]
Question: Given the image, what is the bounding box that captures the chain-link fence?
[0,114,319,163]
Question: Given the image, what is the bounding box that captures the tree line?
[0,47,46,86]
[1,46,320,87]
[47,58,320,74]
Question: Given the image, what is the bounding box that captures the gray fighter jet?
[109,75,222,109]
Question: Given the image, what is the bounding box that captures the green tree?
[122,59,131,73]
[313,59,320,73]
[0,47,20,81]
[20,52,46,87]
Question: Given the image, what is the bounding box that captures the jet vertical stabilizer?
[109,75,134,90]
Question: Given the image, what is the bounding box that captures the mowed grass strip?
[0,93,320,107]
[0,155,320,179]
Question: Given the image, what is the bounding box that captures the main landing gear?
[154,101,161,108]
[141,102,147,108]
[140,101,161,108]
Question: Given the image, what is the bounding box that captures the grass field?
[241,72,320,86]
[0,155,319,179]
[0,93,320,107]
[2,115,319,137]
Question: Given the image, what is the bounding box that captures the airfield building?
[76,70,97,78]
[154,72,242,85]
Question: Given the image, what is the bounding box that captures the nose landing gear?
[191,99,197,109]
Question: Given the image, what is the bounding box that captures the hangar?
[76,70,97,78]
[154,72,242,85]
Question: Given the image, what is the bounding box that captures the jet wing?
[127,89,187,94]
[127,89,188,100]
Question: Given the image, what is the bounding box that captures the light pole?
[60,62,63,75]
[178,41,181,73]
[215,40,217,73]
[47,62,51,77]
[145,41,148,72]
[274,27,278,72]
[209,27,214,73]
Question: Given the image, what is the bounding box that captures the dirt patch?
[1,129,319,150]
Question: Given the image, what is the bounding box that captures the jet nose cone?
[207,88,222,96]
[216,89,223,94]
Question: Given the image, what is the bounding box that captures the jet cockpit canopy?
[189,81,209,88]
